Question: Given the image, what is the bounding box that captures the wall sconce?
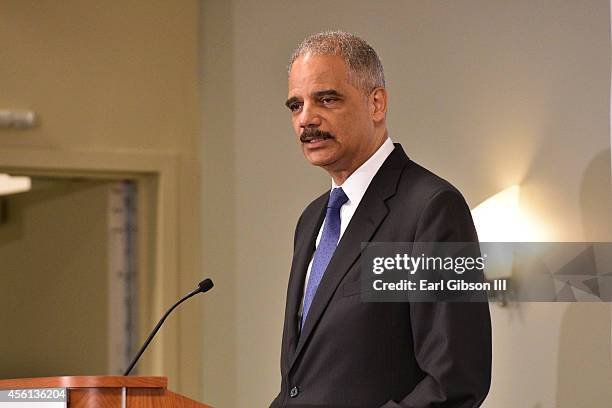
[471,185,547,305]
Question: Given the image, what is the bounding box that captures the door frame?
[0,147,194,393]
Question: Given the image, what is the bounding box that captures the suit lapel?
[282,194,327,368]
[289,144,409,371]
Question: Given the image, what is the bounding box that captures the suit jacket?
[271,144,492,408]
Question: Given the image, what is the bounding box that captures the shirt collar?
[332,137,395,207]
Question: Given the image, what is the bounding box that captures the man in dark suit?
[271,31,491,408]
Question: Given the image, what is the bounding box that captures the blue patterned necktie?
[301,187,349,328]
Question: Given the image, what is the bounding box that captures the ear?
[369,87,388,123]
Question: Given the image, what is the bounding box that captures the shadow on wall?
[555,148,612,407]
[556,303,612,407]
[579,148,612,241]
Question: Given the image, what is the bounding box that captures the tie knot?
[328,187,348,209]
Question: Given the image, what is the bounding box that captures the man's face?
[286,54,376,174]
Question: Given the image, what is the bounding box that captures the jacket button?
[289,386,299,398]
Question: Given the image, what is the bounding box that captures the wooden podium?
[0,376,212,407]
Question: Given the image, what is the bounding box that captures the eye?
[321,97,337,105]
[288,102,302,112]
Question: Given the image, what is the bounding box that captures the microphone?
[123,278,214,376]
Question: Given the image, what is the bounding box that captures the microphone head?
[197,278,214,293]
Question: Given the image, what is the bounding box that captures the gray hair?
[288,31,385,94]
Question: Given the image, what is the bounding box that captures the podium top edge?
[0,376,168,389]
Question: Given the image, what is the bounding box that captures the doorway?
[0,174,148,377]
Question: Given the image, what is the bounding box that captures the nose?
[298,102,322,129]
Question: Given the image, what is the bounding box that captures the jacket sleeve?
[381,189,492,408]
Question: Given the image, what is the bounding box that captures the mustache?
[300,128,335,142]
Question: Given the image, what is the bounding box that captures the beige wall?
[0,1,199,155]
[199,0,612,407]
[1,0,203,400]
[200,1,237,407]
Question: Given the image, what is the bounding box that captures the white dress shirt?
[301,137,395,310]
